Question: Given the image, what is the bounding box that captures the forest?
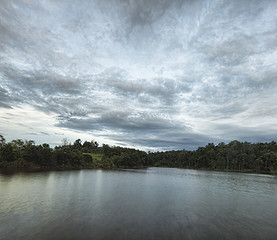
[0,135,277,174]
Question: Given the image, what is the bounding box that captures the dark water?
[0,168,277,240]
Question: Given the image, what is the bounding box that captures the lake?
[0,168,276,240]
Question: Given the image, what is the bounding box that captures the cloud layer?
[1,0,277,150]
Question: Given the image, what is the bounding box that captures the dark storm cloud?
[56,107,217,150]
[57,110,186,133]
[118,0,187,28]
[106,77,192,105]
[1,66,82,95]
[100,111,185,132]
[0,64,88,117]
[104,129,215,151]
[211,123,277,144]
[1,0,277,150]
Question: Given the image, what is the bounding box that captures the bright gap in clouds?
[0,0,277,150]
[0,104,111,147]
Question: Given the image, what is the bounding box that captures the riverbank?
[0,159,148,174]
[182,167,277,176]
[156,165,277,175]
[1,161,276,176]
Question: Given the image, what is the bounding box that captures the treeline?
[0,135,277,174]
[149,141,277,174]
[0,136,148,170]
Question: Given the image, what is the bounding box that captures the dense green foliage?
[0,136,148,170]
[149,141,277,174]
[0,135,277,174]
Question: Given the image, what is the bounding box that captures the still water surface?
[0,168,277,240]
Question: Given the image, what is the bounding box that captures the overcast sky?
[1,0,277,151]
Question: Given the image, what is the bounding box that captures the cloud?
[0,86,13,108]
[1,0,277,150]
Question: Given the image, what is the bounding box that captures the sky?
[1,0,277,151]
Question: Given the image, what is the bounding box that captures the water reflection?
[0,168,277,240]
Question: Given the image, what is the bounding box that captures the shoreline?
[1,165,276,176]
